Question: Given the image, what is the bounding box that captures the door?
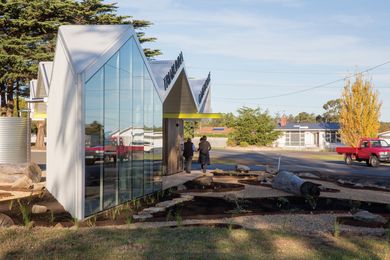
[358,140,370,159]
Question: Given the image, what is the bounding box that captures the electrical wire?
[213,60,390,100]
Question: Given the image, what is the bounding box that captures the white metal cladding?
[0,117,27,163]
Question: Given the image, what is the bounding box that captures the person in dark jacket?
[198,135,211,173]
[183,138,195,173]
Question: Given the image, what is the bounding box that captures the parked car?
[336,138,390,167]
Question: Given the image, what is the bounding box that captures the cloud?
[115,0,390,67]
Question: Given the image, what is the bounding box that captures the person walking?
[183,138,195,173]
[198,135,211,173]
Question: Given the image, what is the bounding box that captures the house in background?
[274,118,341,150]
[378,131,390,144]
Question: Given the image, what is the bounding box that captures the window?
[371,140,389,147]
[325,130,340,143]
[84,37,163,217]
[361,141,368,148]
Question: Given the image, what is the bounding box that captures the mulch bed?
[181,181,245,193]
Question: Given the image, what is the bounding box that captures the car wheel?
[369,155,380,168]
[345,154,352,165]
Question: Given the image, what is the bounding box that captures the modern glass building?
[45,25,215,220]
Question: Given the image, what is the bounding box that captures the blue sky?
[113,0,390,121]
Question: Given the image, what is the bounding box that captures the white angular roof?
[149,58,211,112]
[58,25,131,74]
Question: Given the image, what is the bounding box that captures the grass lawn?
[1,227,389,259]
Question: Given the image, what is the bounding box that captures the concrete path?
[162,170,211,190]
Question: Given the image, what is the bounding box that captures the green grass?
[0,227,388,259]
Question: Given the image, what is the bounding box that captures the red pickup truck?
[336,138,390,167]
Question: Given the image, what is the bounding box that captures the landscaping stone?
[31,204,48,214]
[193,176,213,187]
[133,214,153,220]
[265,165,278,174]
[142,207,166,214]
[353,210,387,224]
[177,185,187,191]
[236,164,250,173]
[223,193,238,202]
[180,195,194,201]
[156,200,177,208]
[54,223,64,228]
[0,162,42,183]
[11,176,33,189]
[211,168,225,174]
[0,213,14,227]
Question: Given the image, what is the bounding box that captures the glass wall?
[84,37,163,217]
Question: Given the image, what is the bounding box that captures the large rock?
[156,200,177,208]
[31,204,48,214]
[11,176,33,189]
[133,214,152,221]
[0,213,14,227]
[236,164,250,173]
[353,210,387,224]
[193,176,213,187]
[0,162,42,183]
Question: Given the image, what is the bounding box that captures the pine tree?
[0,0,161,111]
[339,74,382,147]
[231,107,280,146]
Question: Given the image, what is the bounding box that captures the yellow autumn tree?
[339,74,382,147]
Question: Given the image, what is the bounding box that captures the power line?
[213,60,390,100]
[187,65,390,75]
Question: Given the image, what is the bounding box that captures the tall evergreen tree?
[0,0,161,112]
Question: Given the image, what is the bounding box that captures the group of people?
[182,135,211,174]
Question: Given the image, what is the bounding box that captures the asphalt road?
[32,149,390,181]
[209,149,390,181]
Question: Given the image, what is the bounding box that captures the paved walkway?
[162,170,211,190]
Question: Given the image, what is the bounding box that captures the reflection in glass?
[144,71,154,194]
[84,37,163,217]
[153,89,163,191]
[85,69,104,216]
[103,53,119,209]
[118,40,133,203]
[132,40,144,198]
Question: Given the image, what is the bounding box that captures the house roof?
[379,130,390,136]
[277,122,340,131]
[149,57,211,112]
[58,25,131,75]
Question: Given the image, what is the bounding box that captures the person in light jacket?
[198,136,211,173]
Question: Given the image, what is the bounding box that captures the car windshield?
[371,140,389,147]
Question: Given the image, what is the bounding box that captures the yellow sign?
[163,113,222,119]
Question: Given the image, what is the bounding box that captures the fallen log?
[271,170,320,197]
[0,162,42,183]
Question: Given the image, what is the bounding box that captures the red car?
[336,138,390,167]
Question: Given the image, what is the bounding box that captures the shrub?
[239,141,249,147]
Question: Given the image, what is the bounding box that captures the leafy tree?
[339,74,381,147]
[379,122,390,133]
[0,0,161,112]
[294,112,317,123]
[231,107,280,146]
[320,99,341,122]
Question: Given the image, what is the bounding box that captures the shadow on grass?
[1,227,389,259]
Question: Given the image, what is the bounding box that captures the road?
[32,149,390,181]
[209,149,390,181]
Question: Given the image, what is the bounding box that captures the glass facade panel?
[84,37,163,217]
[132,40,144,198]
[118,41,132,203]
[103,53,120,209]
[153,90,163,191]
[144,71,154,194]
[85,69,104,216]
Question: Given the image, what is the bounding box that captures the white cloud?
[115,0,390,67]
